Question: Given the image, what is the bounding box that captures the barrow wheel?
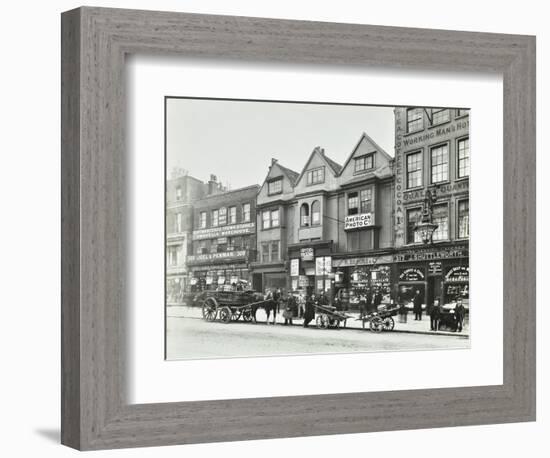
[316,314,330,329]
[370,316,384,333]
[231,310,242,321]
[202,298,218,322]
[219,306,232,323]
[331,319,340,329]
[242,309,253,322]
[382,316,395,331]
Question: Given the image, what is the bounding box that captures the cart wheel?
[202,298,218,322]
[332,319,340,329]
[316,314,329,329]
[242,309,253,322]
[370,316,383,333]
[219,306,232,323]
[231,310,242,321]
[382,316,395,331]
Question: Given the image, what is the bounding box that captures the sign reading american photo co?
[344,213,373,230]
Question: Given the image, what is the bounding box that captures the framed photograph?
[61,7,535,450]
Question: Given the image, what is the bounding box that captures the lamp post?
[414,185,439,245]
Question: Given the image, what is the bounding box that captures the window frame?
[228,206,237,225]
[431,202,450,242]
[405,150,423,189]
[360,188,373,214]
[457,136,470,179]
[430,142,450,184]
[430,108,450,126]
[271,209,280,228]
[406,206,423,245]
[242,203,251,222]
[306,166,325,186]
[267,177,283,196]
[311,200,321,226]
[457,199,470,239]
[347,192,359,216]
[211,209,219,227]
[354,153,375,173]
[199,211,207,229]
[300,203,310,227]
[406,107,424,133]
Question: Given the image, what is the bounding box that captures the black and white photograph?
[165,98,470,360]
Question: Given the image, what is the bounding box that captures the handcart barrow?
[314,304,354,329]
[201,290,274,324]
[357,305,400,333]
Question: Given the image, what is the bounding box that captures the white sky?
[166,98,395,189]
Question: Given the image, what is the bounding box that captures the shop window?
[407,108,423,133]
[211,209,219,227]
[347,192,359,215]
[199,211,207,229]
[300,203,310,226]
[306,167,325,185]
[354,154,374,172]
[458,200,469,238]
[431,144,449,183]
[406,208,422,244]
[406,151,422,189]
[268,178,283,195]
[219,207,227,225]
[311,200,321,225]
[432,204,449,241]
[360,188,372,213]
[242,203,251,222]
[430,108,450,125]
[457,137,470,178]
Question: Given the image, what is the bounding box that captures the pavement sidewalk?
[167,305,469,338]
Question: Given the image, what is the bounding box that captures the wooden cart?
[357,305,400,333]
[314,304,353,329]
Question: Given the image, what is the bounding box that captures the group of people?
[262,289,330,327]
[410,289,466,332]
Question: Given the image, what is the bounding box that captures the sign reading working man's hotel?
[344,212,373,230]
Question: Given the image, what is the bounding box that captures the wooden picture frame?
[61,6,536,450]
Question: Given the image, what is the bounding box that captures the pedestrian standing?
[430,299,441,331]
[359,293,367,319]
[373,289,383,310]
[413,290,423,321]
[303,296,315,327]
[454,298,465,332]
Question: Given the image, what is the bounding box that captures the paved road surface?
[166,316,469,360]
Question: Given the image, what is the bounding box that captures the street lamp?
[414,185,439,245]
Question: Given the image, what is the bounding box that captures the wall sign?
[445,266,469,282]
[399,267,425,281]
[187,250,247,264]
[315,256,332,276]
[300,247,314,261]
[192,222,255,240]
[428,261,442,275]
[290,258,300,277]
[344,213,373,230]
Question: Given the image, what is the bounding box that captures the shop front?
[287,241,333,298]
[186,250,252,292]
[393,243,469,309]
[332,253,393,310]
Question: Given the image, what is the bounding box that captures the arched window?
[311,200,321,225]
[300,203,310,227]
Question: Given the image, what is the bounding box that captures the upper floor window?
[456,108,469,117]
[406,207,422,244]
[306,167,325,186]
[360,188,373,213]
[260,241,280,263]
[228,206,237,224]
[175,212,182,233]
[211,209,219,227]
[199,211,207,229]
[348,192,359,215]
[300,203,310,226]
[268,178,283,195]
[354,154,374,173]
[458,200,469,239]
[311,200,321,225]
[175,186,183,200]
[168,246,179,266]
[218,207,227,225]
[431,144,449,183]
[242,203,251,222]
[432,204,449,241]
[457,137,470,178]
[406,151,423,189]
[407,108,424,133]
[262,209,280,229]
[430,108,450,125]
[197,240,207,255]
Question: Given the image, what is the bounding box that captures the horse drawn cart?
[357,305,400,333]
[201,289,272,324]
[314,304,353,329]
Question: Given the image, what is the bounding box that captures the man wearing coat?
[413,290,423,321]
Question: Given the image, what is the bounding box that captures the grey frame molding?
[61,7,536,450]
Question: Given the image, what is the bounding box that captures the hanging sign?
[344,212,373,230]
[300,247,314,261]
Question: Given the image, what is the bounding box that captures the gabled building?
[250,159,299,293]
